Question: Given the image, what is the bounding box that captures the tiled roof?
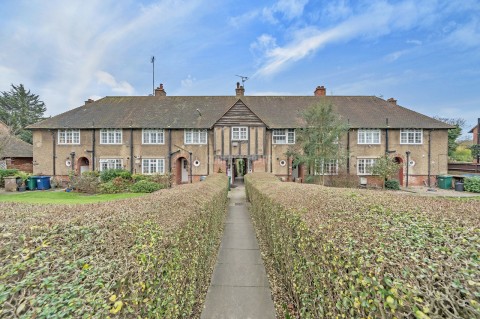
[28,95,452,130]
[1,135,33,158]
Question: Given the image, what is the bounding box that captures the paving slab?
[201,180,275,319]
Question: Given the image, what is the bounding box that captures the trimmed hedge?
[0,174,228,318]
[130,180,164,193]
[245,173,480,319]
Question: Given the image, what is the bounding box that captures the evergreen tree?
[288,100,349,185]
[0,84,46,144]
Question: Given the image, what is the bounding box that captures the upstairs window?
[185,129,207,144]
[400,129,423,144]
[58,129,80,144]
[357,158,377,175]
[273,129,295,144]
[100,129,122,144]
[143,129,164,144]
[358,129,381,144]
[142,158,165,174]
[232,127,248,141]
[99,159,123,171]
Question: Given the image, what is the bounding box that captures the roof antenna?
[235,75,249,88]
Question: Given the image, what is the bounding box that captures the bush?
[100,169,132,183]
[0,174,228,318]
[0,169,18,187]
[99,177,131,194]
[130,180,164,193]
[245,173,480,319]
[146,173,172,188]
[132,173,148,183]
[464,176,480,193]
[385,179,400,190]
[72,172,101,194]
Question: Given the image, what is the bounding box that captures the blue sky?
[1,0,479,134]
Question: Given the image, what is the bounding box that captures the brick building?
[28,84,452,186]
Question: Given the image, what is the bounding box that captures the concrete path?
[201,178,275,319]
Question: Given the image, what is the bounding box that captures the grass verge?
[0,191,146,204]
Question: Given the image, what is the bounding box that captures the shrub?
[0,169,18,187]
[245,173,480,319]
[100,169,132,183]
[132,173,148,182]
[385,179,400,190]
[146,173,172,188]
[72,172,101,194]
[464,176,480,193]
[0,174,228,318]
[130,180,164,193]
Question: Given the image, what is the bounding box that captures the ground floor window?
[357,158,377,175]
[100,159,123,171]
[314,159,339,175]
[142,158,165,174]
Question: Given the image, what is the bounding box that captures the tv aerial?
[235,75,249,87]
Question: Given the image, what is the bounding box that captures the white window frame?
[357,158,377,175]
[100,129,122,144]
[142,129,165,144]
[314,159,339,175]
[99,159,123,171]
[58,129,80,145]
[232,127,248,141]
[358,129,381,144]
[142,158,165,174]
[400,129,423,144]
[184,129,207,144]
[273,129,295,144]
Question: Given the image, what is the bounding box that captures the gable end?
[214,100,265,127]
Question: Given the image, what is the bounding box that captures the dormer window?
[232,127,248,141]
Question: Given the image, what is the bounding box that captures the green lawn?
[0,191,146,204]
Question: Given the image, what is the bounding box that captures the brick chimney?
[85,98,94,104]
[387,98,397,105]
[155,83,167,96]
[314,85,326,96]
[235,82,245,96]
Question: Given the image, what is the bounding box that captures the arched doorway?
[394,157,404,186]
[176,157,189,184]
[77,157,90,175]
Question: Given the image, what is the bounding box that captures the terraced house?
[28,83,451,186]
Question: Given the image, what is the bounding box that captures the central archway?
[77,157,90,175]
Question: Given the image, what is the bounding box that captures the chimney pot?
[387,98,397,105]
[314,85,326,96]
[85,98,94,104]
[235,83,245,96]
[155,83,167,96]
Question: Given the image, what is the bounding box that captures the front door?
[181,159,189,183]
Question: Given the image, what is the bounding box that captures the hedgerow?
[245,173,480,319]
[0,174,228,318]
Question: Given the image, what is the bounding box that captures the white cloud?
[253,1,439,77]
[384,50,409,62]
[181,75,196,88]
[95,71,134,95]
[445,18,480,48]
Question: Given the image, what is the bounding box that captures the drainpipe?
[428,130,432,187]
[168,129,172,173]
[385,118,389,154]
[92,125,96,171]
[406,151,410,187]
[189,152,193,183]
[51,130,56,176]
[129,127,134,173]
[477,118,480,164]
[346,119,350,174]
